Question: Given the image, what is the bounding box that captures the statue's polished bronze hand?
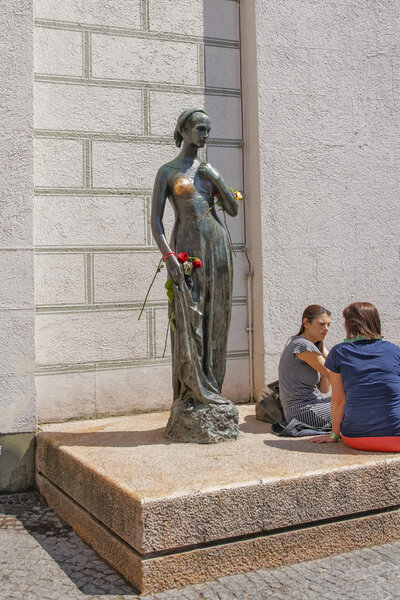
[198,162,221,184]
[166,254,184,285]
[199,162,238,218]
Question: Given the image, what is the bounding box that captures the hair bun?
[174,127,183,148]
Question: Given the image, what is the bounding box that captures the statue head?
[174,109,210,148]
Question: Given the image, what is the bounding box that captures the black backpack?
[256,380,285,424]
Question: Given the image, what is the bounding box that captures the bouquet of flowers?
[138,251,202,325]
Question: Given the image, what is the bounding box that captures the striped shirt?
[278,336,331,428]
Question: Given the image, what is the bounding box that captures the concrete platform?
[36,405,400,593]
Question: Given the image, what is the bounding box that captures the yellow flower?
[229,188,243,200]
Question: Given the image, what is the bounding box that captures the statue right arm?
[151,166,183,284]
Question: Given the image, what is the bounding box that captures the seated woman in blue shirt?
[311,302,400,451]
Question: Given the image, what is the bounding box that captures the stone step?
[36,405,400,593]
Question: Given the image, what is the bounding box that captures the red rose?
[192,259,202,269]
[176,252,188,264]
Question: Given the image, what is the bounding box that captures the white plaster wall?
[242,0,400,391]
[34,0,250,422]
[0,0,35,434]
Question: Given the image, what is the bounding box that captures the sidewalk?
[1,492,400,600]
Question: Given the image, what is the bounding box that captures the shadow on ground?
[0,492,139,596]
[37,415,388,456]
[242,415,389,456]
[37,427,170,448]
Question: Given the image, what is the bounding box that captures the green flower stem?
[200,200,217,222]
[162,319,170,358]
[138,257,163,321]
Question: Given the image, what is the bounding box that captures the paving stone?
[1,492,400,599]
[255,569,285,590]
[192,583,220,599]
[216,575,252,598]
[220,573,264,598]
[375,546,400,565]
[236,571,270,595]
[207,580,248,600]
[155,590,187,600]
[181,587,205,600]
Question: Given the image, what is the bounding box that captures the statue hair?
[174,108,209,148]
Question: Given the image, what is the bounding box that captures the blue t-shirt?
[325,339,400,438]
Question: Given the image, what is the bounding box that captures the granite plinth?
[36,406,400,593]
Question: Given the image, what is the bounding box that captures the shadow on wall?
[203,0,243,194]
[0,433,36,493]
[202,0,251,400]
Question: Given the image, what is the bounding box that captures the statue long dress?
[170,173,233,405]
[151,113,239,443]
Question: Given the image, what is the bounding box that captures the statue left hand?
[198,162,220,184]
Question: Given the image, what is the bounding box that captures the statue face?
[183,114,211,148]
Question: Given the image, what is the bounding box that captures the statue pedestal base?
[165,398,239,443]
[37,406,400,594]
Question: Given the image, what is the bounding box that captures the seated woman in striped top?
[278,305,332,429]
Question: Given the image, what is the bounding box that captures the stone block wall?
[2,0,400,487]
[242,0,400,389]
[0,0,36,492]
[33,0,250,422]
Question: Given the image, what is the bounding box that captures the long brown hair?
[343,302,381,339]
[297,305,331,335]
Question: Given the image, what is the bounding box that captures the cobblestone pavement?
[1,492,400,600]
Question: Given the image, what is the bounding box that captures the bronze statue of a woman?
[151,109,239,443]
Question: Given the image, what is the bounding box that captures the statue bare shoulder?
[154,160,185,195]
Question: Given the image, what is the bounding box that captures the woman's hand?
[166,255,184,285]
[308,434,339,444]
[198,162,220,185]
[321,343,329,359]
